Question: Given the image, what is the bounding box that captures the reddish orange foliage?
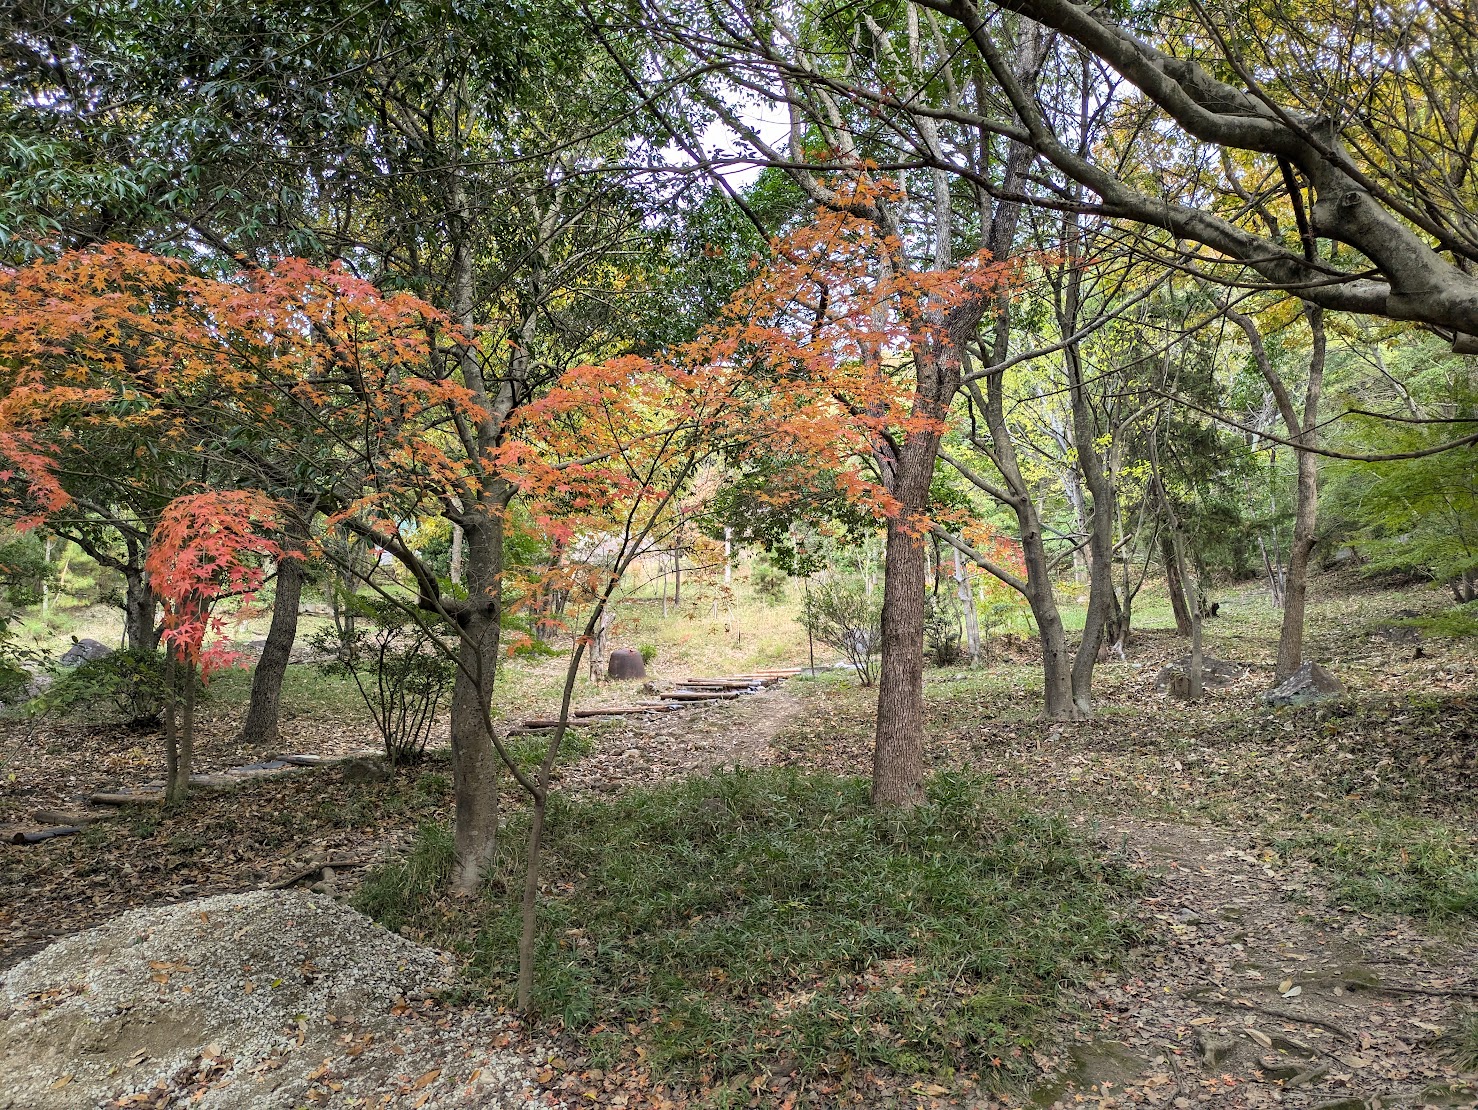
[145,490,284,674]
[0,244,479,529]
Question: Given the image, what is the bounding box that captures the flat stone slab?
[230,759,294,774]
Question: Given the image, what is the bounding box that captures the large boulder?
[1262,661,1345,708]
[57,638,112,668]
[0,891,540,1109]
[1152,655,1246,692]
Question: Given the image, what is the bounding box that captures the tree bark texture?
[447,507,506,894]
[873,433,937,809]
[238,526,308,748]
[1163,533,1194,636]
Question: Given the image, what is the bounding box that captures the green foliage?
[1273,815,1478,923]
[800,577,880,685]
[751,560,789,604]
[638,643,658,666]
[31,649,170,725]
[0,534,52,608]
[360,769,1139,1088]
[1329,425,1478,592]
[1403,601,1478,640]
[310,596,456,764]
[924,594,964,666]
[503,729,595,777]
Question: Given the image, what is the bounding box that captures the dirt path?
[556,685,804,796]
[1031,818,1477,1108]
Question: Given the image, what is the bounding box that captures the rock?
[1153,655,1246,692]
[58,638,112,668]
[1263,661,1345,707]
[0,891,465,1110]
[340,756,391,784]
[1198,1033,1239,1068]
[1259,1055,1304,1081]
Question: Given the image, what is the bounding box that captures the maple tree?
[145,491,284,802]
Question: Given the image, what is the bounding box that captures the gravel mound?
[0,891,553,1109]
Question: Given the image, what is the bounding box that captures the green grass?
[503,729,595,776]
[1272,813,1478,923]
[355,767,1141,1095]
[203,663,372,723]
[1453,1010,1478,1070]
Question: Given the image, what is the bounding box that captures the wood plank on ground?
[6,824,80,845]
[32,808,110,826]
[89,792,165,806]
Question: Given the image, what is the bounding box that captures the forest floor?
[1,573,1475,1108]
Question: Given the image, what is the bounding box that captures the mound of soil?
[0,891,550,1109]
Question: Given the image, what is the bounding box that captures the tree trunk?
[122,564,161,654]
[1063,325,1115,716]
[1275,307,1325,680]
[873,488,929,808]
[447,507,506,895]
[238,529,308,748]
[1278,444,1319,678]
[953,547,981,663]
[450,525,464,587]
[1163,533,1194,636]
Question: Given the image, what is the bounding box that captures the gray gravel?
[0,890,560,1108]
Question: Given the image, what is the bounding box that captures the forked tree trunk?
[238,522,309,747]
[1226,303,1325,681]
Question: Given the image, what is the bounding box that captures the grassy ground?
[356,768,1141,1104]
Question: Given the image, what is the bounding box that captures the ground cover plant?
[355,767,1141,1096]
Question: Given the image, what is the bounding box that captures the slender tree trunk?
[238,521,309,748]
[953,547,981,663]
[1275,307,1325,679]
[1163,534,1194,636]
[1278,445,1319,678]
[163,651,182,803]
[1064,344,1114,716]
[447,506,506,895]
[1226,303,1325,680]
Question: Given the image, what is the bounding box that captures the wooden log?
[89,792,164,806]
[681,679,761,689]
[8,825,81,845]
[572,706,653,718]
[666,690,739,701]
[32,808,110,826]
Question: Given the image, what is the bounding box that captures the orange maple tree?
[144,490,285,801]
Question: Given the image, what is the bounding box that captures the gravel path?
[0,891,563,1109]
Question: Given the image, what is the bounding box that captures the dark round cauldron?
[606,647,647,680]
